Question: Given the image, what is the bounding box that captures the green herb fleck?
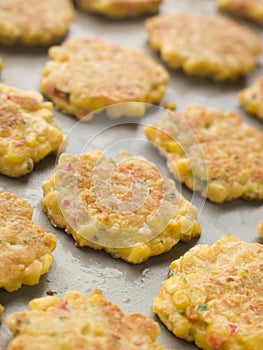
[194,177,208,190]
[92,235,99,242]
[169,270,177,277]
[113,335,121,342]
[188,328,193,337]
[26,159,33,172]
[251,275,261,284]
[179,274,186,281]
[196,304,208,312]
[168,192,177,200]
[58,316,69,321]
[99,227,106,234]
[51,332,58,337]
[24,318,31,325]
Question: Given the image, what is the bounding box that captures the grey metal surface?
[0,0,263,349]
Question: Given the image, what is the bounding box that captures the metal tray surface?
[0,0,263,349]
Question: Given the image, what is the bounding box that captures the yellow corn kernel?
[106,104,126,119]
[26,133,37,147]
[165,275,187,293]
[207,182,227,203]
[169,260,179,272]
[165,141,182,153]
[90,291,103,303]
[36,143,51,159]
[126,103,146,118]
[194,329,209,350]
[144,126,156,140]
[172,290,190,309]
[164,100,177,111]
[192,222,202,235]
[92,327,103,336]
[127,245,151,263]
[29,296,60,311]
[151,242,165,255]
[106,103,146,119]
[239,250,255,263]
[6,149,26,162]
[23,260,42,285]
[164,277,179,294]
[181,218,195,235]
[176,159,191,177]
[169,220,182,232]
[40,254,54,274]
[173,316,192,339]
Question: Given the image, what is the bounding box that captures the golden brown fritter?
[6,290,164,350]
[0,189,56,292]
[42,150,201,264]
[75,0,162,19]
[145,13,261,81]
[144,106,263,203]
[40,38,169,119]
[153,235,263,350]
[0,0,74,46]
[0,83,66,177]
[218,0,263,25]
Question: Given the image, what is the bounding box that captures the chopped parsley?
[24,318,31,325]
[169,270,177,277]
[196,304,208,312]
[58,316,69,321]
[26,159,33,172]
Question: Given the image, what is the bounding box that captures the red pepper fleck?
[77,108,92,119]
[208,334,225,349]
[71,213,80,222]
[228,323,238,333]
[187,313,198,321]
[65,162,73,171]
[47,85,69,100]
[253,170,263,181]
[63,199,70,206]
[236,0,246,11]
[249,304,260,314]
[56,300,68,310]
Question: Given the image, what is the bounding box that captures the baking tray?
[0,0,263,349]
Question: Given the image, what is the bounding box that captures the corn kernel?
[29,297,60,311]
[165,141,182,153]
[172,290,190,309]
[176,159,191,177]
[173,317,192,338]
[207,182,227,203]
[164,100,177,111]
